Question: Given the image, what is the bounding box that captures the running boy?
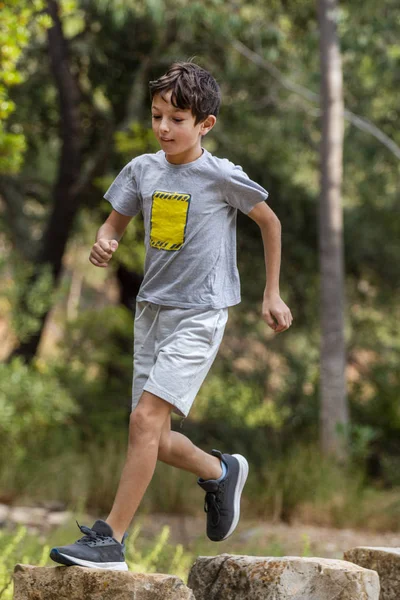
[50,62,292,571]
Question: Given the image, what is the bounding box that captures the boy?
[50,62,292,571]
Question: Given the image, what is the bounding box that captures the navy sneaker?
[197,449,249,542]
[50,520,128,571]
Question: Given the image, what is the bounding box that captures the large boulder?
[344,547,400,600]
[188,554,380,600]
[13,564,194,600]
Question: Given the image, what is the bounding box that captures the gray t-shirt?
[104,148,269,309]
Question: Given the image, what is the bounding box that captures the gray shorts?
[132,301,228,417]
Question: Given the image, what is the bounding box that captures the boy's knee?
[129,409,158,441]
[129,393,171,443]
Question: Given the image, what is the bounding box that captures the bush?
[52,305,134,436]
[0,358,78,458]
[0,358,79,500]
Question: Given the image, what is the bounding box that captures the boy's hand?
[89,239,119,268]
[262,292,293,333]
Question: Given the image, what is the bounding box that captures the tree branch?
[232,39,400,160]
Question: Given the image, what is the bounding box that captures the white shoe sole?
[222,454,249,540]
[57,552,128,571]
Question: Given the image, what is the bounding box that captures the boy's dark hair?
[149,62,221,125]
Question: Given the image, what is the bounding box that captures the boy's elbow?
[273,214,281,229]
[260,215,281,232]
[248,202,280,229]
[258,213,281,235]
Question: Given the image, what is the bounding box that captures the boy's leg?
[107,404,224,543]
[158,415,223,480]
[49,390,172,569]
[105,391,172,543]
[158,414,249,543]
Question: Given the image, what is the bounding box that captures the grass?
[1,440,400,537]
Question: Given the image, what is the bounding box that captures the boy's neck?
[165,145,204,165]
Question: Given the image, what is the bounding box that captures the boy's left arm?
[247,202,293,333]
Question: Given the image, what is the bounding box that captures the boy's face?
[151,90,216,164]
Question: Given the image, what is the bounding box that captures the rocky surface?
[0,503,71,534]
[13,564,195,600]
[188,554,380,600]
[344,547,400,600]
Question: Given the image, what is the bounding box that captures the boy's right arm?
[89,209,133,268]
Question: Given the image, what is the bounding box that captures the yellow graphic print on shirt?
[150,190,191,251]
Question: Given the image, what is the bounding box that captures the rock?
[38,501,67,512]
[344,547,400,600]
[47,511,72,528]
[9,507,48,527]
[13,564,195,600]
[188,554,380,600]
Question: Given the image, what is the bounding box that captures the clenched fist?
[89,239,119,268]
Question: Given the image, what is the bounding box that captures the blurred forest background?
[0,0,399,537]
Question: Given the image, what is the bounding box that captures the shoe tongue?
[91,520,114,537]
[198,479,219,492]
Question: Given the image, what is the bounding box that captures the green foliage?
[0,527,50,600]
[0,358,79,502]
[300,534,312,558]
[0,0,51,173]
[0,358,78,461]
[52,305,134,434]
[194,373,290,429]
[2,431,400,541]
[147,462,200,515]
[3,259,56,342]
[126,524,192,580]
[347,284,400,475]
[0,439,125,511]
[114,213,146,273]
[114,121,159,157]
[243,441,399,529]
[347,424,378,464]
[0,130,26,175]
[0,0,399,514]
[247,444,353,521]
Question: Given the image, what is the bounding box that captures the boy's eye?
[152,115,184,123]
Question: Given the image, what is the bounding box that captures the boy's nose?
[160,119,169,133]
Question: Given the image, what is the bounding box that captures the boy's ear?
[200,115,217,136]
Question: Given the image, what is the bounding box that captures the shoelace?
[75,521,127,549]
[204,483,225,527]
[75,521,105,545]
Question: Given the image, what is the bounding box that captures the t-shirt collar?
[160,148,208,169]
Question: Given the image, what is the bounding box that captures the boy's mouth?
[160,137,174,142]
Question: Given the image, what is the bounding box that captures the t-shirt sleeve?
[103,161,141,217]
[225,165,269,214]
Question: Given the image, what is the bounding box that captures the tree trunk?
[317,0,349,459]
[12,0,83,362]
